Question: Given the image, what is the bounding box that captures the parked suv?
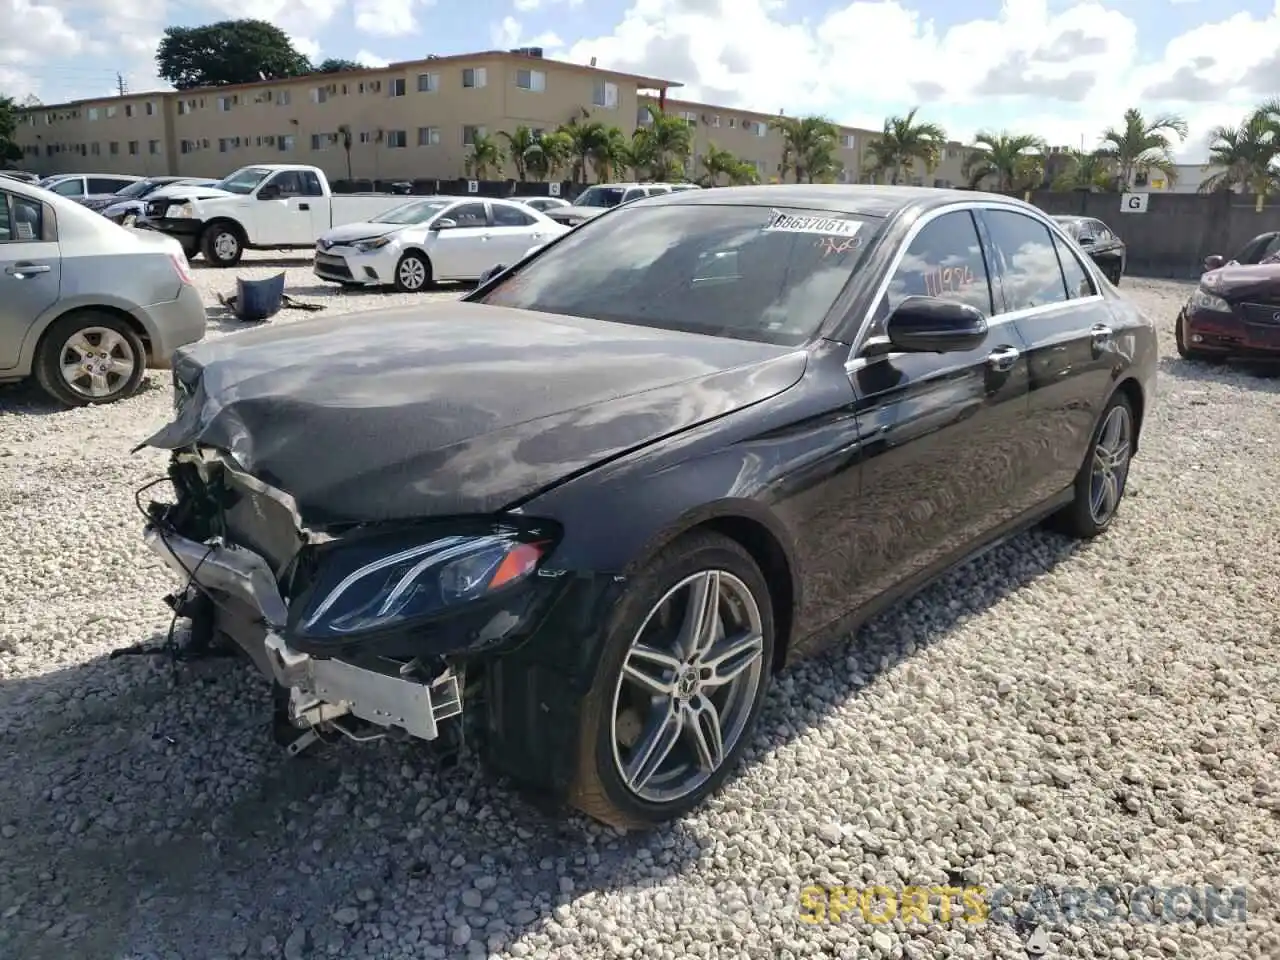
[37,173,144,198]
[543,182,701,227]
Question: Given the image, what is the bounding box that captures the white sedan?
[313,196,568,292]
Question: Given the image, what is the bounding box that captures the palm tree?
[1198,110,1280,211]
[633,105,693,179]
[1051,149,1115,191]
[769,115,841,183]
[525,130,571,182]
[464,131,504,180]
[1097,108,1188,190]
[590,126,630,182]
[963,131,1047,192]
[558,116,610,183]
[698,144,739,186]
[864,108,947,184]
[336,124,354,180]
[617,132,656,180]
[498,126,539,181]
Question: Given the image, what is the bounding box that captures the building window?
[279,134,296,152]
[710,115,721,127]
[417,126,440,146]
[178,101,189,115]
[124,104,134,118]
[842,134,856,149]
[389,78,406,97]
[180,140,195,154]
[310,133,337,151]
[90,142,100,156]
[146,101,155,116]
[218,138,232,152]
[515,68,546,92]
[87,107,99,121]
[728,117,737,128]
[636,106,652,126]
[106,106,117,118]
[311,87,328,104]
[592,80,618,108]
[462,124,486,146]
[276,90,291,106]
[128,140,138,155]
[462,67,487,89]
[387,129,407,148]
[217,96,232,112]
[755,121,768,137]
[678,111,697,126]
[148,140,159,155]
[417,72,439,92]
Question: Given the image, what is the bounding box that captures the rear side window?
[0,193,44,242]
[983,209,1068,313]
[491,203,535,227]
[885,209,993,315]
[51,179,84,196]
[1052,233,1097,299]
[89,178,128,193]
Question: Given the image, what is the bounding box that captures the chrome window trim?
[844,199,1108,374]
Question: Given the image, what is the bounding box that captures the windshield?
[475,204,879,346]
[372,199,452,225]
[575,186,627,209]
[116,180,162,199]
[215,167,273,195]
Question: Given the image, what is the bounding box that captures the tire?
[121,212,137,228]
[567,531,775,829]
[1175,310,1215,361]
[33,311,147,407]
[393,251,432,292]
[1048,391,1134,539]
[201,222,244,267]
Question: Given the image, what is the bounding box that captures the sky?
[4,0,1280,162]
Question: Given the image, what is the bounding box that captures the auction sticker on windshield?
[764,209,863,237]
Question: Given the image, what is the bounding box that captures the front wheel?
[201,223,244,267]
[1175,310,1215,361]
[568,531,775,829]
[1048,392,1134,538]
[394,251,432,292]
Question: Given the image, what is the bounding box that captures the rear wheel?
[567,532,774,829]
[394,251,432,292]
[34,311,146,407]
[1048,392,1134,539]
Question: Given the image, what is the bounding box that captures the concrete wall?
[1017,190,1280,278]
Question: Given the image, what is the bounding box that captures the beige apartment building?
[13,48,976,187]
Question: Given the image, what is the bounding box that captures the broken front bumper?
[143,525,463,741]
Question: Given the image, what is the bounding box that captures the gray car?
[0,177,208,406]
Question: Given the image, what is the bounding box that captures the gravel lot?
[0,255,1276,960]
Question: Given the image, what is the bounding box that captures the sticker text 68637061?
[764,209,862,238]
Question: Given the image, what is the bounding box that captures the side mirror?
[1203,254,1225,272]
[432,218,457,230]
[478,264,506,285]
[885,296,989,354]
[1078,236,1095,246]
[257,184,281,200]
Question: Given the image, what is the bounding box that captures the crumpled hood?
[1202,263,1280,301]
[141,302,807,523]
[317,221,404,247]
[546,205,608,222]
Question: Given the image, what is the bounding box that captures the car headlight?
[1189,287,1231,313]
[294,526,555,638]
[354,236,393,252]
[566,218,585,227]
[169,203,194,219]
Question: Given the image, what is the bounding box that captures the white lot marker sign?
[1121,192,1149,213]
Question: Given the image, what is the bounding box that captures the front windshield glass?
[372,199,452,225]
[476,205,880,346]
[216,167,272,195]
[575,186,627,209]
[116,180,159,199]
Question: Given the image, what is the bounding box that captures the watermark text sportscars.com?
[798,884,1249,926]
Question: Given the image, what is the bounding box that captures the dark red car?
[1177,262,1280,360]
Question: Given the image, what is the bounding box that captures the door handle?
[298,203,310,211]
[5,262,51,277]
[986,345,1020,372]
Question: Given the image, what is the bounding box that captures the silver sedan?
[0,176,207,405]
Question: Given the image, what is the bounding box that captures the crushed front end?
[142,446,568,756]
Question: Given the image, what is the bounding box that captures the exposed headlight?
[295,527,554,638]
[169,203,195,219]
[1189,287,1231,313]
[354,235,393,252]
[566,218,584,227]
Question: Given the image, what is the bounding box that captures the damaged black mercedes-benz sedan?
[139,185,1155,828]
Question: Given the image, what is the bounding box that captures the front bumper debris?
[143,524,463,743]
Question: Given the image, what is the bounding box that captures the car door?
[254,170,314,245]
[427,202,492,279]
[488,202,552,266]
[839,207,1032,612]
[979,207,1118,505]
[0,190,61,370]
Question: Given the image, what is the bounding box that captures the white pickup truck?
[139,164,409,267]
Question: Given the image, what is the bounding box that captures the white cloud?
[490,15,564,50]
[559,0,1280,161]
[354,0,436,36]
[355,50,389,68]
[512,0,583,10]
[292,36,323,62]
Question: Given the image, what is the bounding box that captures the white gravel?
[0,258,1277,960]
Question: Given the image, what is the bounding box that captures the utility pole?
[116,73,128,96]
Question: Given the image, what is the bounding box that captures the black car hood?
[1202,263,1280,301]
[142,302,807,523]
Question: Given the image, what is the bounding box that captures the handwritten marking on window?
[817,236,861,258]
[922,264,976,298]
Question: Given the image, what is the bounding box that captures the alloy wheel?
[1089,404,1132,525]
[398,256,427,290]
[59,326,137,400]
[610,570,766,804]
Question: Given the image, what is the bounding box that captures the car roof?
[638,184,1030,220]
